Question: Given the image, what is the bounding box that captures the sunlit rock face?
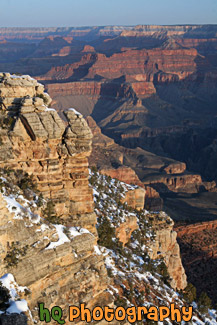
[0,73,96,233]
[0,73,112,324]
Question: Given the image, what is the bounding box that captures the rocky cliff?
[0,189,110,324]
[91,170,187,291]
[0,73,113,323]
[0,73,190,324]
[0,73,96,234]
[147,213,187,290]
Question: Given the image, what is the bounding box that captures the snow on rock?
[69,227,92,237]
[94,245,102,255]
[45,225,70,250]
[6,300,28,314]
[68,108,82,116]
[45,107,56,112]
[10,74,34,81]
[40,224,49,232]
[45,225,92,250]
[0,273,29,315]
[3,193,40,224]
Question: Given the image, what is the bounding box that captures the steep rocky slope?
[90,170,187,291]
[90,169,217,324]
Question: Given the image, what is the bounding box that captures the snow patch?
[6,300,28,314]
[45,107,56,112]
[45,225,70,250]
[69,227,92,238]
[94,246,102,255]
[3,194,40,224]
[68,108,82,116]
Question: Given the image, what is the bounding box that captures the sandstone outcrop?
[115,215,138,247]
[163,162,186,175]
[148,213,187,290]
[0,190,111,324]
[143,173,203,193]
[99,166,163,211]
[121,187,146,211]
[100,166,143,187]
[0,73,96,233]
[0,73,113,323]
[100,167,146,211]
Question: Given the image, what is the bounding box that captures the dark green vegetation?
[0,168,38,195]
[37,93,49,105]
[0,283,10,309]
[198,292,213,314]
[4,242,29,268]
[42,200,60,224]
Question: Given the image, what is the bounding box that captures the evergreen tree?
[198,292,212,314]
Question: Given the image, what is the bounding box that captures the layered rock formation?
[0,191,110,324]
[100,166,163,212]
[41,46,200,102]
[143,173,203,193]
[1,27,216,201]
[35,32,217,215]
[0,73,113,323]
[115,207,188,290]
[147,213,187,290]
[1,25,216,43]
[100,166,143,187]
[0,25,216,309]
[121,187,146,211]
[0,73,96,234]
